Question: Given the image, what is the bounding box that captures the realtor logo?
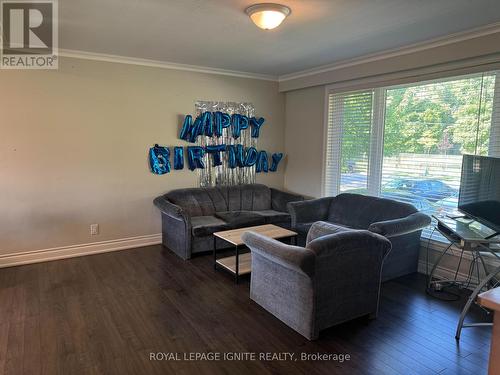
[1,0,58,69]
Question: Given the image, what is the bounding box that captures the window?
[325,72,500,235]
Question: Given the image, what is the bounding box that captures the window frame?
[322,71,500,238]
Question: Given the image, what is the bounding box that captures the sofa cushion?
[253,210,291,225]
[191,216,229,237]
[164,184,274,217]
[215,211,266,228]
[167,187,227,217]
[224,184,272,212]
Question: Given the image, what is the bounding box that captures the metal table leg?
[235,244,239,284]
[427,243,452,290]
[213,236,217,270]
[455,262,500,340]
[477,252,499,288]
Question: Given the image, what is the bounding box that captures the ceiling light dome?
[245,3,291,30]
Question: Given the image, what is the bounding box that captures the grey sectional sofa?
[153,184,304,260]
[288,193,431,281]
[242,221,392,340]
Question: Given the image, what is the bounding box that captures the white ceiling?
[60,0,500,77]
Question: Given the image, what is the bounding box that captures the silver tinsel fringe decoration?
[195,101,257,187]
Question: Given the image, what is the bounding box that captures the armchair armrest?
[306,221,351,245]
[153,196,188,222]
[270,188,304,212]
[242,232,315,277]
[287,197,334,227]
[368,212,431,238]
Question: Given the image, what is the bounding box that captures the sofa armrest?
[242,232,315,277]
[270,188,304,212]
[287,197,333,227]
[368,212,431,238]
[153,196,189,222]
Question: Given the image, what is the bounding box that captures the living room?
[2,1,500,374]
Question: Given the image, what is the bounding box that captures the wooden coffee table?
[213,224,297,283]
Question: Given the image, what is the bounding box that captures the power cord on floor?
[425,228,461,301]
[425,227,435,286]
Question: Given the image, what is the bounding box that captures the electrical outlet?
[90,224,99,236]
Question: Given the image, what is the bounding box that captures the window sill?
[420,231,500,265]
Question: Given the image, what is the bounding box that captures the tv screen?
[459,155,500,232]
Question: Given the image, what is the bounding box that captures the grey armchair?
[242,221,392,340]
[288,193,431,281]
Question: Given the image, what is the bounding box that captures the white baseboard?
[418,239,500,290]
[0,234,162,268]
[418,259,472,283]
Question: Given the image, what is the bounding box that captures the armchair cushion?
[191,216,229,237]
[215,211,265,228]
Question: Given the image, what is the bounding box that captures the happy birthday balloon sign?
[149,111,283,175]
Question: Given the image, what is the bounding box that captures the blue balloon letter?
[256,150,268,173]
[231,114,249,139]
[179,115,192,141]
[200,112,214,137]
[205,144,226,167]
[174,146,184,170]
[214,112,231,137]
[244,147,258,167]
[250,117,265,138]
[187,146,205,171]
[270,153,283,172]
[149,145,170,175]
[227,144,245,168]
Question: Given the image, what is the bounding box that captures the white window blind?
[325,71,500,238]
[325,90,374,196]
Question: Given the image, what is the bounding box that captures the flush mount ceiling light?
[245,3,291,30]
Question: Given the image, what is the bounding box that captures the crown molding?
[57,22,500,84]
[278,22,500,82]
[59,49,279,82]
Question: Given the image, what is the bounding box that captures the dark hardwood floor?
[0,245,492,375]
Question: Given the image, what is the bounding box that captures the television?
[458,155,500,234]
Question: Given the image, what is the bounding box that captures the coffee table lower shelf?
[213,224,298,283]
[215,253,252,276]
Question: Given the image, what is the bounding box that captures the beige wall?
[0,57,285,255]
[284,86,325,198]
[283,33,500,199]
